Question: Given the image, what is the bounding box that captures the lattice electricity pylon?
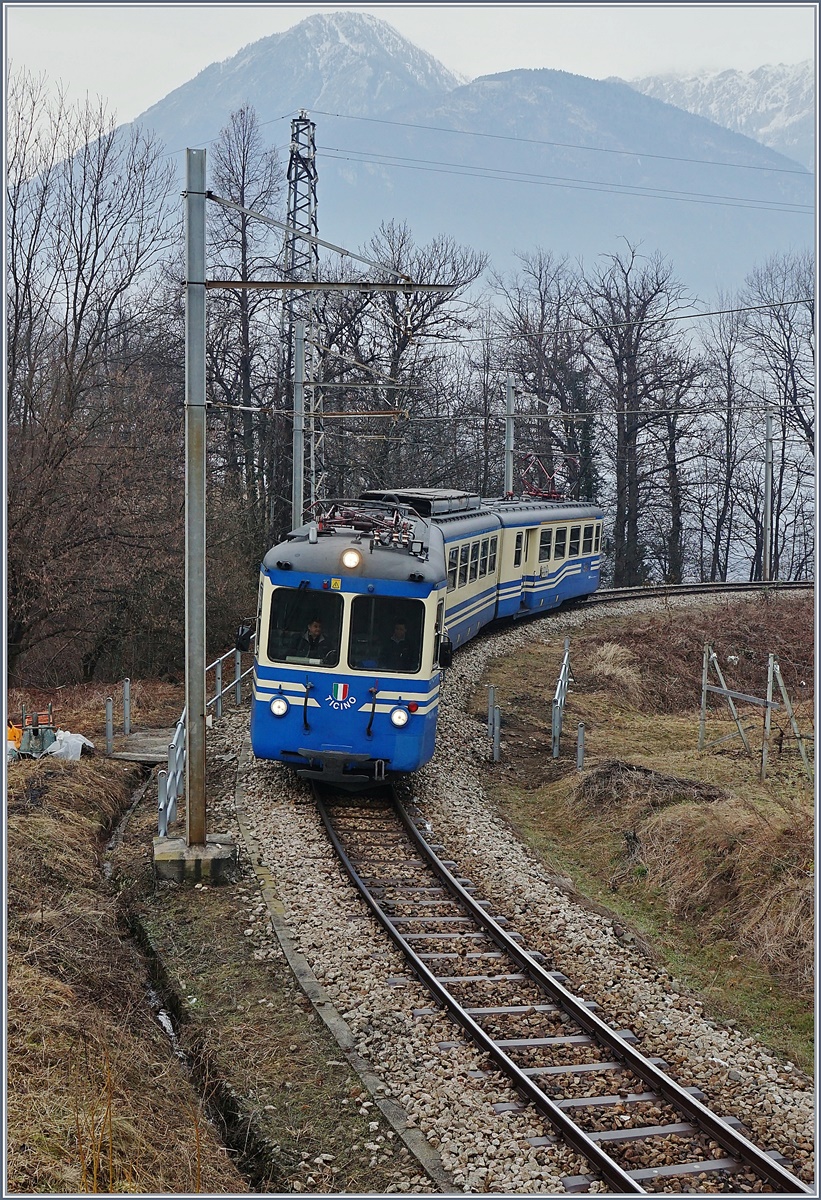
[278,110,324,516]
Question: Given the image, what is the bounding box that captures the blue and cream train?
[247,488,604,786]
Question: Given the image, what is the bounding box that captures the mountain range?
[623,62,815,172]
[135,13,814,304]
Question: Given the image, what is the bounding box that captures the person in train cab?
[293,616,331,660]
[381,621,416,670]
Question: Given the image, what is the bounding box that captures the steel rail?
[312,784,645,1194]
[587,580,812,606]
[389,791,812,1195]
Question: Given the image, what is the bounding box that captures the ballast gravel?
[210,596,814,1194]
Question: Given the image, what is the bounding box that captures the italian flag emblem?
[332,683,349,702]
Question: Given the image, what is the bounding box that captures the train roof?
[359,488,602,524]
[359,489,481,516]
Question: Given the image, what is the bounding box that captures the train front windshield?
[266,589,425,674]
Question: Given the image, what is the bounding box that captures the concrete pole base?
[153,833,239,885]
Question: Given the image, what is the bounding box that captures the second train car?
[247,488,604,785]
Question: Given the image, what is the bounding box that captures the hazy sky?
[5,2,817,124]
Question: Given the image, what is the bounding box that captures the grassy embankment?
[473,593,814,1073]
[6,683,421,1194]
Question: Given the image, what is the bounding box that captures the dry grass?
[7,679,185,741]
[584,643,645,708]
[477,593,814,1068]
[5,756,248,1194]
[569,767,814,995]
[7,699,427,1194]
[590,592,815,715]
[574,758,727,814]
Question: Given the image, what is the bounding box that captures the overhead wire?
[307,108,812,179]
[316,145,813,216]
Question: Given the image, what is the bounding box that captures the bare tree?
[206,106,285,558]
[741,252,814,454]
[310,222,486,494]
[459,304,507,497]
[6,71,181,680]
[493,250,599,499]
[576,241,694,585]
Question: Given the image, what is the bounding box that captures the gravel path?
[212,596,814,1194]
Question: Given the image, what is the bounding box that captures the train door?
[520,526,543,609]
[494,526,525,617]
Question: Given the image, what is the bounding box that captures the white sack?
[44,730,96,761]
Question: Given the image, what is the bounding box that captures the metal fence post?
[175,720,186,798]
[493,705,501,762]
[215,659,223,719]
[773,660,812,781]
[577,722,585,770]
[552,698,561,759]
[234,649,243,705]
[761,653,774,780]
[158,770,169,837]
[698,644,709,750]
[123,678,131,736]
[106,697,114,755]
[487,686,496,737]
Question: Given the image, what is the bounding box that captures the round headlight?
[270,696,289,717]
[341,547,362,569]
[390,707,409,728]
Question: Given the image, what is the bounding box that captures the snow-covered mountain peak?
[151,10,463,121]
[620,61,815,170]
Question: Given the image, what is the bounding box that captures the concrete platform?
[108,728,176,765]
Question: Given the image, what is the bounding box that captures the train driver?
[380,620,417,671]
[292,615,333,661]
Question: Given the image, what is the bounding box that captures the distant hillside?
[133,14,814,303]
[622,62,815,171]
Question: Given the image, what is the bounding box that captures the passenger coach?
[246,489,604,785]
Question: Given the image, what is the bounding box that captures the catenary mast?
[279,111,321,519]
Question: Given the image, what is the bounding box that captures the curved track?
[581,580,812,608]
[313,783,810,1195]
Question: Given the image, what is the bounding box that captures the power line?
[318,146,813,216]
[161,108,812,192]
[308,108,812,180]
[415,298,816,348]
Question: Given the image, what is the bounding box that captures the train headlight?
[341,547,362,569]
[270,696,289,717]
[390,707,409,728]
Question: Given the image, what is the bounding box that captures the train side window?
[469,541,480,582]
[458,544,469,587]
[569,525,581,556]
[513,532,523,567]
[554,528,567,559]
[539,528,552,562]
[447,546,458,591]
[594,524,601,552]
[479,537,489,576]
[582,524,594,554]
[488,535,498,573]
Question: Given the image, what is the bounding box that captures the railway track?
[581,580,812,607]
[313,782,810,1195]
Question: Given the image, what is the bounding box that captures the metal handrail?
[157,639,255,835]
[552,637,572,758]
